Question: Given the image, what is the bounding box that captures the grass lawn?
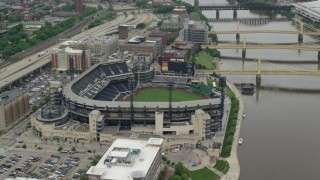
[191,167,220,180]
[195,51,217,70]
[133,87,203,102]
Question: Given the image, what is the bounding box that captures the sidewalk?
[220,82,244,180]
[207,166,224,177]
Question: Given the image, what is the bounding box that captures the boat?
[242,113,246,118]
[240,83,255,95]
[238,138,244,145]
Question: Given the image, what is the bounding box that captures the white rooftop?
[87,138,163,180]
[60,40,79,46]
[147,138,164,146]
[109,149,130,158]
[65,47,83,54]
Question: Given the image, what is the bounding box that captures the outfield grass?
[191,167,220,180]
[195,51,217,70]
[133,87,203,102]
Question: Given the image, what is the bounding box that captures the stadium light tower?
[129,75,135,129]
[168,81,173,126]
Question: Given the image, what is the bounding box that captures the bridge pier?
[256,84,260,102]
[194,0,199,8]
[236,33,240,44]
[298,33,303,44]
[233,10,237,20]
[216,10,220,20]
[256,74,261,88]
[242,48,246,59]
[318,51,320,69]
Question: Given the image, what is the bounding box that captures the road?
[0,10,155,90]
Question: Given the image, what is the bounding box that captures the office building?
[160,15,183,32]
[183,20,208,44]
[87,138,163,180]
[80,35,119,63]
[119,25,130,40]
[119,36,160,60]
[0,90,30,132]
[51,42,91,73]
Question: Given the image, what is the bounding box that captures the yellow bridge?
[197,58,320,77]
[210,30,320,36]
[198,69,320,76]
[202,43,320,51]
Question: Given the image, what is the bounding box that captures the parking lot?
[0,146,106,179]
[0,116,110,179]
[0,120,111,179]
[166,147,211,170]
[0,66,112,179]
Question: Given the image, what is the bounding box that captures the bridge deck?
[199,5,292,10]
[197,69,320,76]
[210,30,320,35]
[202,44,320,51]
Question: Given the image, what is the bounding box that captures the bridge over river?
[210,30,320,36]
[197,58,320,87]
[198,4,292,11]
[202,43,320,51]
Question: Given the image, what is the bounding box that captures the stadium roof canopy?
[293,0,320,22]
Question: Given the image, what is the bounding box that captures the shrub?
[214,160,230,174]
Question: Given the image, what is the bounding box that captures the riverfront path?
[221,82,244,180]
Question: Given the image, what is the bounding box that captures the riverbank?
[220,81,244,180]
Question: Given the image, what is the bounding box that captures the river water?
[198,0,320,180]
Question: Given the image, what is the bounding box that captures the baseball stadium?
[32,60,225,141]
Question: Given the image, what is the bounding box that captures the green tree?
[170,175,182,180]
[58,146,63,151]
[80,174,88,180]
[136,23,146,29]
[174,162,191,177]
[62,3,75,11]
[71,146,77,152]
[181,174,189,180]
[90,155,102,166]
[153,5,174,14]
[136,0,148,8]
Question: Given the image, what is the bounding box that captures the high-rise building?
[80,35,119,59]
[75,0,83,14]
[119,36,161,60]
[51,42,91,73]
[118,25,130,40]
[0,89,30,132]
[183,20,209,44]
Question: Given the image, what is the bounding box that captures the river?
[198,0,320,180]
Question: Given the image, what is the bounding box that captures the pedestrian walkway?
[207,165,224,177]
[220,82,244,180]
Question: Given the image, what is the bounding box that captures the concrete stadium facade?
[60,61,224,137]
